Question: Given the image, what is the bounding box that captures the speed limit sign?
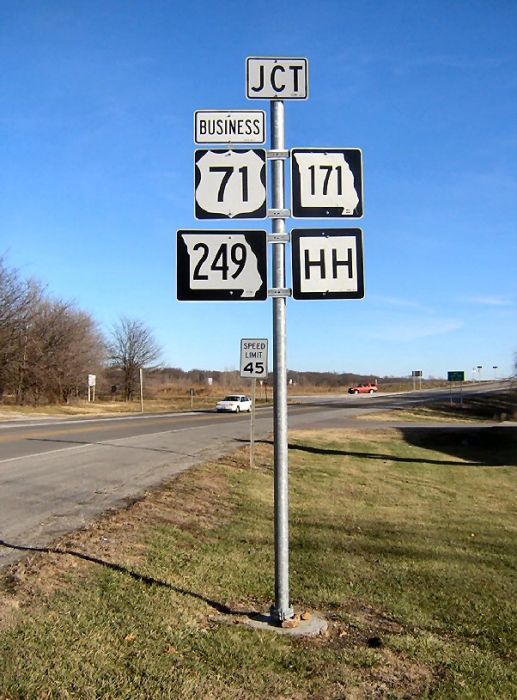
[240,338,268,378]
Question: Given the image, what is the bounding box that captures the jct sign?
[246,57,309,100]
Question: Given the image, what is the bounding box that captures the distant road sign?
[195,149,267,219]
[291,228,364,300]
[194,110,266,144]
[448,371,466,382]
[291,148,363,218]
[177,230,267,301]
[412,370,423,377]
[240,338,268,378]
[246,57,308,100]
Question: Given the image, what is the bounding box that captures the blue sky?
[1,0,516,379]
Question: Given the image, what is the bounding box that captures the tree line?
[0,257,160,405]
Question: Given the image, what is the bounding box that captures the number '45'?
[243,362,264,374]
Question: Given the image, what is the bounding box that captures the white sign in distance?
[291,148,363,218]
[177,230,268,301]
[246,57,308,100]
[195,149,267,219]
[194,110,266,144]
[88,374,96,387]
[240,338,268,378]
[291,228,365,300]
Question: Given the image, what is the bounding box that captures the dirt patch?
[317,600,407,652]
[300,600,436,699]
[353,649,435,699]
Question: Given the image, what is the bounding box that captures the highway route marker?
[291,148,363,218]
[177,230,267,301]
[195,149,267,219]
[291,228,364,299]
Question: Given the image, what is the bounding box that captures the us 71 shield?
[195,149,267,219]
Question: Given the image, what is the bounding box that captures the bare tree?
[20,299,107,404]
[0,257,42,400]
[108,317,161,400]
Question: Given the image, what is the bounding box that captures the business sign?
[177,230,267,301]
[291,148,363,218]
[195,149,267,219]
[246,57,308,100]
[448,371,466,382]
[240,338,268,378]
[291,228,364,300]
[194,110,266,144]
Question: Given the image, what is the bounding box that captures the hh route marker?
[291,228,364,300]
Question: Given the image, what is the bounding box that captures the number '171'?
[308,164,343,195]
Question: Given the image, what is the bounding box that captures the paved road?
[0,383,511,569]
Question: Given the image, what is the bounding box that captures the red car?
[348,382,378,395]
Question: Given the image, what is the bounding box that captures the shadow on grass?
[0,539,256,617]
[244,425,516,467]
[400,426,517,467]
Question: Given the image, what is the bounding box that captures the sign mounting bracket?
[267,287,292,298]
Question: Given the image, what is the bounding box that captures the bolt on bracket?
[267,149,290,160]
[267,208,291,219]
[267,233,290,243]
[267,288,292,298]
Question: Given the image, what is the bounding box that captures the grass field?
[0,425,515,699]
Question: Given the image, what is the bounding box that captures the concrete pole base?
[211,611,328,637]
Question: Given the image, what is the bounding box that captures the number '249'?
[193,242,247,280]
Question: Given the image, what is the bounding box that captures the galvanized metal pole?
[270,100,293,622]
[250,378,256,468]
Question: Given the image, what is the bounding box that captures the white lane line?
[0,443,94,465]
[0,412,201,430]
[0,423,227,466]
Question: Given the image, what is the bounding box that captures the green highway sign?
[447,371,466,382]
